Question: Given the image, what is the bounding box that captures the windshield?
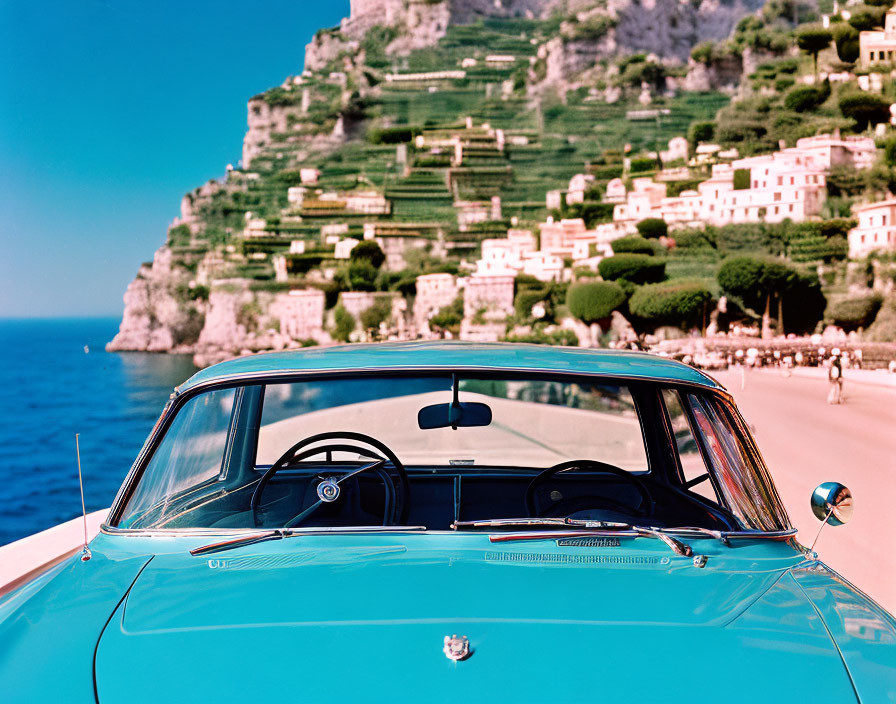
[114,373,789,534]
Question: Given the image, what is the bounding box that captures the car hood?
[93,533,861,704]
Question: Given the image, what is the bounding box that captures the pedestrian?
[827,354,843,405]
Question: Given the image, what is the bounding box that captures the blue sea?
[0,318,197,545]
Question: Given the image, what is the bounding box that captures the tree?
[795,25,832,78]
[342,259,378,291]
[598,254,666,285]
[636,217,668,239]
[610,236,656,255]
[359,297,392,333]
[566,282,627,324]
[718,256,825,335]
[827,294,883,331]
[628,281,712,331]
[332,305,355,342]
[349,240,386,269]
[832,23,860,63]
[687,121,715,150]
[838,92,891,131]
[847,5,887,32]
[784,82,829,113]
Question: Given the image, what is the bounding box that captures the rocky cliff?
[108,0,771,365]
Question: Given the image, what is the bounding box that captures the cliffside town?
[109,0,896,365]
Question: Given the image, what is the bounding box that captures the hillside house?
[859,8,896,66]
[456,197,502,230]
[603,178,627,204]
[463,272,515,318]
[613,150,827,228]
[792,133,877,170]
[413,273,459,330]
[849,200,896,257]
[276,289,325,340]
[334,238,359,259]
[566,174,596,205]
[522,251,565,282]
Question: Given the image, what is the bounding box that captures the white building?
[566,174,596,205]
[859,8,896,66]
[792,132,877,171]
[613,149,827,229]
[522,251,565,282]
[464,273,515,317]
[414,273,459,330]
[849,200,896,257]
[278,289,325,340]
[604,178,627,204]
[334,238,359,259]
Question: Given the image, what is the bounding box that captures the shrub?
[566,281,627,324]
[848,5,887,31]
[610,236,656,255]
[636,218,668,239]
[332,305,355,342]
[504,328,579,346]
[368,125,422,144]
[430,295,464,335]
[688,121,715,148]
[733,168,751,190]
[628,281,712,331]
[167,224,191,247]
[359,297,392,331]
[690,41,715,64]
[598,253,666,284]
[838,92,891,131]
[832,23,860,63]
[629,157,657,173]
[784,84,829,113]
[826,294,883,330]
[350,240,386,269]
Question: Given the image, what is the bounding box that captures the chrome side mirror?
[811,482,854,527]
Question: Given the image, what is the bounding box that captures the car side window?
[661,389,718,504]
[686,394,787,531]
[117,387,237,528]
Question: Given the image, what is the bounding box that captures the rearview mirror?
[418,401,492,430]
[810,482,853,526]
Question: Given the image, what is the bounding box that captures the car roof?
[179,342,723,394]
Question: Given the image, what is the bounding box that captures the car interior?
[115,373,756,533]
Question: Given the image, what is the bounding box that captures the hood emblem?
[443,634,471,661]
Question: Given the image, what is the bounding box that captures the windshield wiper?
[190,526,427,557]
[456,518,694,558]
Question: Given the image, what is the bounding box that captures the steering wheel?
[526,459,654,519]
[250,431,410,528]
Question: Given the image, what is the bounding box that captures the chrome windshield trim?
[101,524,428,538]
[107,367,734,527]
[486,527,798,543]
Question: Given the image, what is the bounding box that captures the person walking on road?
[827,353,843,405]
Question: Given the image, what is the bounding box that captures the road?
[712,367,896,612]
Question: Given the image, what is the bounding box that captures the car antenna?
[75,434,92,562]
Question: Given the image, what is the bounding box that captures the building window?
[774,193,781,202]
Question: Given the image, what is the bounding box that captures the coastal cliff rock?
[107,248,202,353]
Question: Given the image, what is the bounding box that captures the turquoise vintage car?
[2,342,894,702]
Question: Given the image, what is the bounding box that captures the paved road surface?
[712,367,896,612]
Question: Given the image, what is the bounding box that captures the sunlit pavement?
[712,367,896,613]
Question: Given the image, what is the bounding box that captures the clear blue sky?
[0,0,349,318]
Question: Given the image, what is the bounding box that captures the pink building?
[414,273,459,328]
[278,289,325,340]
[849,200,896,258]
[463,273,515,317]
